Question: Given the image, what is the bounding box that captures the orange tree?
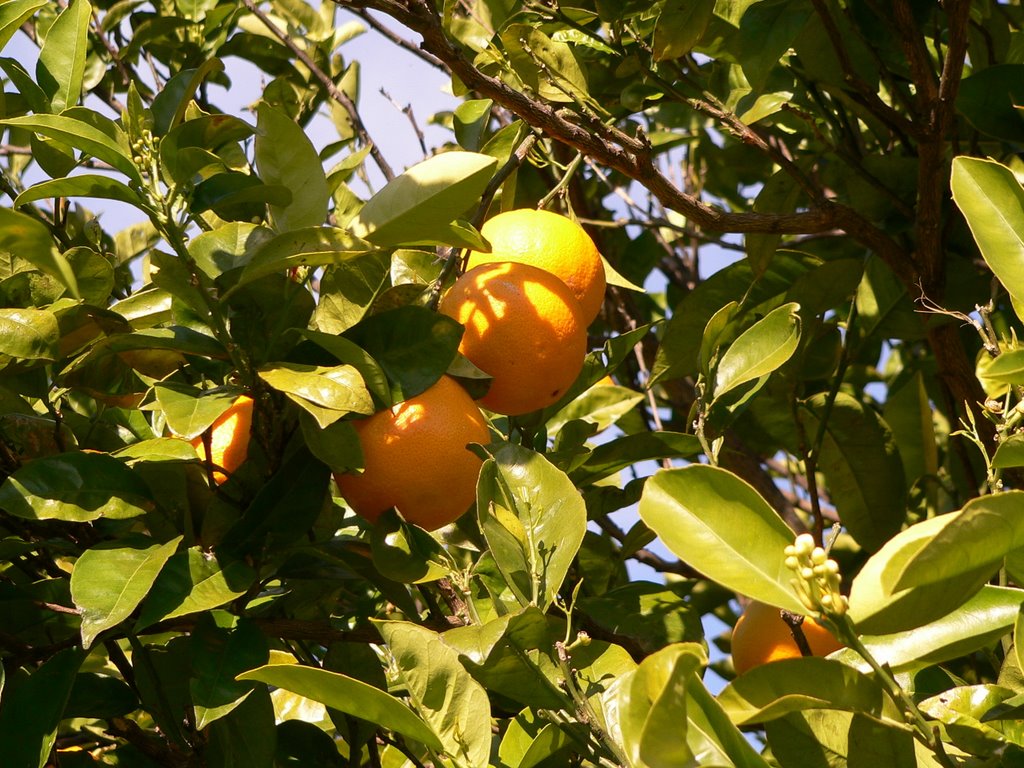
[3,0,1024,766]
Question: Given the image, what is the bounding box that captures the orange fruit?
[191,395,254,484]
[731,601,844,675]
[439,262,588,416]
[466,209,606,322]
[335,375,490,531]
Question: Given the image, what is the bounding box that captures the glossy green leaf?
[344,305,463,402]
[205,685,276,768]
[136,547,255,628]
[993,433,1024,468]
[841,586,1024,673]
[0,0,47,52]
[978,347,1024,385]
[578,581,703,655]
[0,308,59,360]
[229,226,374,295]
[237,663,443,752]
[686,676,772,768]
[155,383,242,441]
[618,644,706,768]
[443,607,564,709]
[496,708,572,768]
[71,535,182,648]
[0,113,140,185]
[718,658,887,726]
[0,208,78,297]
[951,157,1024,320]
[919,684,1024,753]
[17,174,148,210]
[258,361,373,428]
[150,59,225,134]
[800,392,906,552]
[36,0,91,112]
[254,102,331,231]
[312,254,389,334]
[370,510,452,584]
[848,512,994,635]
[350,152,496,247]
[0,451,155,522]
[191,619,268,729]
[0,647,84,768]
[477,443,587,611]
[712,302,801,400]
[501,24,587,103]
[570,431,702,486]
[895,490,1024,591]
[378,621,492,768]
[298,411,363,474]
[882,371,939,491]
[639,464,805,612]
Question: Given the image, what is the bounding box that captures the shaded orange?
[191,395,254,485]
[731,601,844,675]
[439,262,587,416]
[466,208,606,323]
[335,375,489,531]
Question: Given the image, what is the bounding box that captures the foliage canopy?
[2,0,1024,766]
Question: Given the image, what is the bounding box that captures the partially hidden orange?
[731,601,844,675]
[335,375,490,531]
[439,261,588,416]
[466,208,606,323]
[191,395,254,485]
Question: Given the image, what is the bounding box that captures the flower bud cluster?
[784,533,848,617]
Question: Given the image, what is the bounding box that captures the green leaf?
[258,361,373,428]
[712,302,801,400]
[0,451,155,522]
[36,0,91,112]
[313,254,389,334]
[136,547,255,629]
[840,586,1024,673]
[994,434,1024,469]
[349,152,497,247]
[951,157,1024,321]
[16,174,148,209]
[71,534,182,648]
[370,510,452,584]
[577,582,703,656]
[0,113,140,185]
[0,1,47,53]
[477,443,587,611]
[956,64,1024,142]
[501,24,588,103]
[570,431,702,486]
[65,672,139,719]
[718,658,887,726]
[848,512,995,635]
[377,621,492,768]
[150,59,226,135]
[0,208,78,297]
[155,383,242,441]
[255,102,331,231]
[978,348,1024,385]
[617,644,707,768]
[497,708,572,768]
[895,490,1024,591]
[237,663,443,752]
[344,305,463,402]
[229,227,374,295]
[653,0,715,61]
[882,371,939,491]
[0,647,84,768]
[639,464,805,612]
[799,392,906,552]
[0,308,59,360]
[191,618,268,729]
[205,685,276,768]
[443,607,564,709]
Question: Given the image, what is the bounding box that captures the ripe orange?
[466,209,606,323]
[439,262,588,416]
[335,375,490,531]
[731,601,844,675]
[191,395,254,485]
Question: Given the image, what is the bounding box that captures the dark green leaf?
[191,618,269,729]
[653,0,715,61]
[370,509,452,583]
[570,431,702,486]
[205,685,276,768]
[65,672,138,720]
[956,65,1024,142]
[0,451,155,522]
[0,208,78,297]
